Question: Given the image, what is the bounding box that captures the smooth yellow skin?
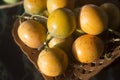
[47,8,76,39]
[100,3,120,29]
[18,20,46,48]
[37,48,68,77]
[80,4,108,35]
[72,34,104,63]
[24,0,47,15]
[47,0,75,13]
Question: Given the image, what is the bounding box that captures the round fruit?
[72,34,104,63]
[24,0,47,15]
[100,3,120,29]
[37,48,68,77]
[3,0,18,4]
[17,19,46,48]
[47,8,76,39]
[48,35,74,53]
[79,4,108,35]
[47,0,75,13]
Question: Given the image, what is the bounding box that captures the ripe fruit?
[37,48,68,77]
[24,0,47,15]
[48,35,74,53]
[100,3,120,29]
[79,4,108,35]
[47,8,76,39]
[17,19,46,48]
[3,0,18,4]
[47,0,75,13]
[72,34,104,63]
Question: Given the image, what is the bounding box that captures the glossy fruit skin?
[3,0,18,4]
[37,48,68,77]
[47,8,76,39]
[24,0,47,15]
[79,4,108,35]
[47,0,75,13]
[100,3,120,29]
[72,34,104,63]
[17,19,46,48]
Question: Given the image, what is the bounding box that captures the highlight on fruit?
[14,0,120,77]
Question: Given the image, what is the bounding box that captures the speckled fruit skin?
[37,48,68,77]
[47,8,76,39]
[17,19,46,48]
[79,4,108,35]
[72,34,104,63]
[24,0,47,15]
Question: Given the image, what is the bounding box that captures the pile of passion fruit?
[14,0,120,79]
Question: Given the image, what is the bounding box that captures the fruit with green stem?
[47,8,76,39]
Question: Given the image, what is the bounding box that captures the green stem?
[30,15,48,20]
[16,12,27,24]
[76,29,85,34]
[37,34,53,51]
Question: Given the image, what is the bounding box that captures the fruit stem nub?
[76,29,85,34]
[30,15,48,20]
[37,33,53,51]
[104,53,113,60]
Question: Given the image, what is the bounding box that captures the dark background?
[0,0,120,80]
[0,1,44,80]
